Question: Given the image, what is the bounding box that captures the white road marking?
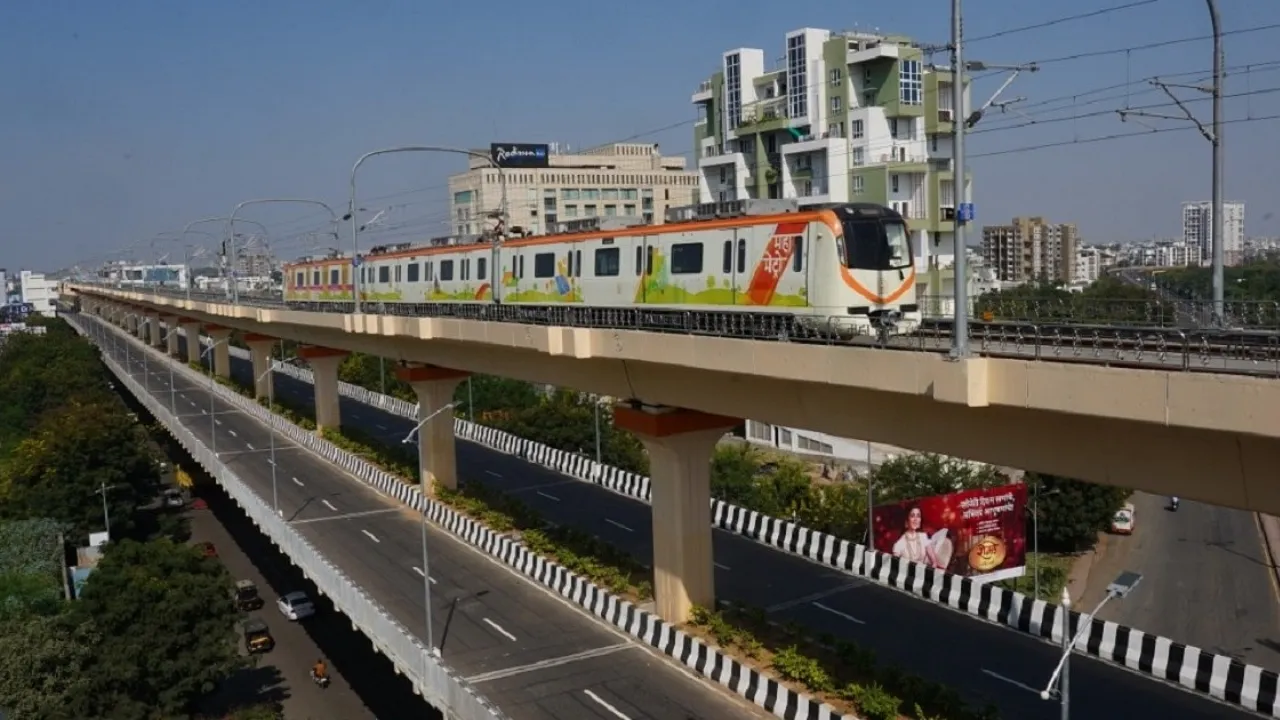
[714,562,731,571]
[604,518,634,533]
[411,567,438,584]
[361,529,380,543]
[214,419,222,426]
[201,409,207,415]
[246,442,255,451]
[485,470,502,478]
[812,601,865,625]
[228,430,238,438]
[267,459,275,466]
[583,690,632,719]
[292,477,304,487]
[981,668,1042,694]
[536,491,560,502]
[483,618,517,642]
[376,423,388,430]
[322,500,338,511]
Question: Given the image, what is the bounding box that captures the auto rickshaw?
[234,580,264,611]
[242,618,275,654]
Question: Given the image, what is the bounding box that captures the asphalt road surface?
[152,332,1277,720]
[104,330,767,720]
[1078,492,1280,669]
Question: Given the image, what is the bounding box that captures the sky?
[1,0,1278,273]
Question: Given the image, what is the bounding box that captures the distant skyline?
[2,0,1277,272]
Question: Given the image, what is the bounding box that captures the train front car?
[826,203,919,336]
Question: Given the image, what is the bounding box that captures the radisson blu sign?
[489,143,550,169]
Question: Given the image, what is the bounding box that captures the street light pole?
[349,146,509,314]
[401,401,458,655]
[95,481,115,537]
[1040,572,1143,718]
[949,0,970,358]
[1208,0,1225,324]
[257,343,294,517]
[228,199,339,305]
[200,339,225,455]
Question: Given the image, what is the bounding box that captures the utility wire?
[965,0,1164,44]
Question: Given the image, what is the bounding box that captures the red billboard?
[871,482,1028,583]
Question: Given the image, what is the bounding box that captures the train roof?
[282,199,898,268]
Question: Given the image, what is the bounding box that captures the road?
[1078,492,1280,668]
[151,333,1273,720]
[103,328,768,720]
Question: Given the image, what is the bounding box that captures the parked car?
[194,542,218,558]
[277,591,315,621]
[163,488,185,508]
[242,618,275,654]
[233,580,264,612]
[1111,502,1135,535]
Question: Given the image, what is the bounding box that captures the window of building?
[329,268,340,285]
[830,95,842,112]
[899,59,923,105]
[670,242,702,274]
[440,260,454,281]
[595,247,620,276]
[621,188,638,200]
[544,196,556,211]
[623,203,636,216]
[534,252,555,278]
[829,68,842,86]
[851,119,864,139]
[564,205,579,218]
[377,266,389,283]
[852,147,865,166]
[852,175,865,193]
[891,174,900,193]
[582,189,600,200]
[584,204,597,216]
[477,257,487,280]
[602,188,619,201]
[604,204,617,216]
[406,263,420,282]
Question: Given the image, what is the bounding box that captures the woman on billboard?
[890,506,954,570]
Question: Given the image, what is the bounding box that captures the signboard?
[957,202,975,222]
[871,482,1027,583]
[490,143,550,169]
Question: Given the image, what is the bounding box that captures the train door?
[490,245,503,303]
[633,234,655,304]
[727,228,748,306]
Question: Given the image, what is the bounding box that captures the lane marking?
[292,477,304,487]
[536,491,560,502]
[812,601,865,625]
[981,668,1042,694]
[246,442,255,451]
[714,562,731,571]
[267,459,275,466]
[201,409,208,415]
[293,508,401,525]
[485,470,502,478]
[464,643,632,684]
[411,566,438,584]
[322,500,337,511]
[583,690,632,720]
[228,430,238,438]
[215,419,222,426]
[376,423,388,430]
[482,618,517,642]
[604,518,634,533]
[361,529,380,543]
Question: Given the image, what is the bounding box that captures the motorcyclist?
[312,658,327,680]
[1171,496,1180,509]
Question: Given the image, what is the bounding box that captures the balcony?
[877,147,928,167]
[847,42,900,65]
[699,144,746,169]
[691,80,713,103]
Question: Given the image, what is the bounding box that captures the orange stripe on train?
[745,221,808,305]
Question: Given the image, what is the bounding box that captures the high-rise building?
[18,270,58,317]
[981,217,1079,284]
[447,143,699,239]
[1181,201,1245,266]
[690,28,972,305]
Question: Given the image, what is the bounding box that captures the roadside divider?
[177,327,1280,717]
[70,315,506,720]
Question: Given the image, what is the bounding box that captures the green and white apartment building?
[691,27,973,303]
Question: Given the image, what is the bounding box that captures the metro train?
[282,199,920,335]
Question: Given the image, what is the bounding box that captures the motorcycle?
[1170,496,1180,511]
[310,670,330,689]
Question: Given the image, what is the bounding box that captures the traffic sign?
[957,203,975,223]
[351,255,363,268]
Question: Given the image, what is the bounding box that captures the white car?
[1111,503,1135,535]
[277,591,315,621]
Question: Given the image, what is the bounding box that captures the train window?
[565,252,574,278]
[646,245,655,275]
[465,259,472,281]
[670,243,703,275]
[407,263,420,283]
[424,261,432,281]
[519,255,525,278]
[722,241,732,273]
[595,248,620,276]
[295,272,304,287]
[477,257,487,280]
[534,253,555,278]
[329,269,340,285]
[575,250,582,278]
[440,260,455,281]
[635,246,643,276]
[792,236,804,272]
[736,239,746,273]
[312,271,321,286]
[378,266,390,283]
[394,265,402,283]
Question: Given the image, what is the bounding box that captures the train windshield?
[842,218,913,271]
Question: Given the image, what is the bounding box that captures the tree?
[869,453,1005,504]
[0,613,95,719]
[456,375,541,417]
[1026,472,1130,552]
[0,328,112,447]
[1,400,158,543]
[975,277,1174,325]
[71,538,245,718]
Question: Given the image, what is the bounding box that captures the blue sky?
[2,0,1277,272]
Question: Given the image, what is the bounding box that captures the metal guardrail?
[66,314,507,720]
[69,282,1280,378]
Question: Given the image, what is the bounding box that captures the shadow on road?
[197,664,289,717]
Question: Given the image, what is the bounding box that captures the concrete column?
[205,326,232,379]
[395,365,469,490]
[298,346,349,431]
[162,315,181,356]
[613,404,737,624]
[147,313,162,347]
[244,333,277,400]
[179,320,203,365]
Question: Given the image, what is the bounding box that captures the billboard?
[871,482,1028,583]
[490,143,550,168]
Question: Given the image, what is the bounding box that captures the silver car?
[276,591,315,621]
